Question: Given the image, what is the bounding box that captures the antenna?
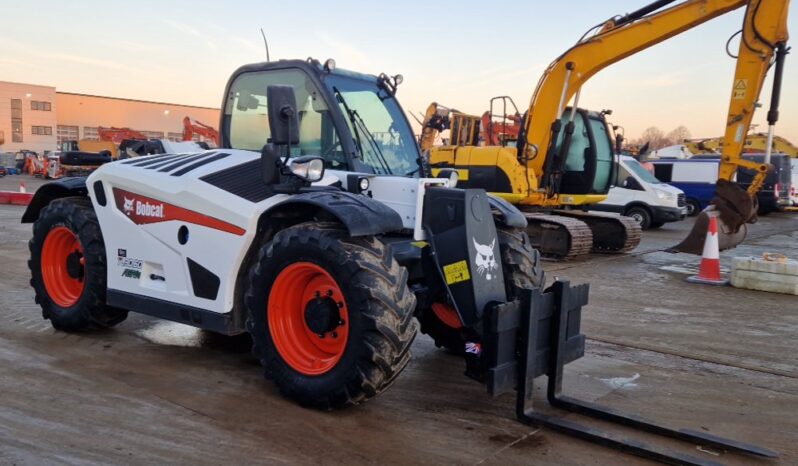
[260,28,270,62]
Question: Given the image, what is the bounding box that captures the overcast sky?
[2,0,796,142]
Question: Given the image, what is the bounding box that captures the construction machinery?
[685,133,798,156]
[96,127,148,145]
[22,56,783,465]
[427,0,790,257]
[182,116,220,147]
[418,103,481,151]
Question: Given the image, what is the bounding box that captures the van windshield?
[626,159,662,184]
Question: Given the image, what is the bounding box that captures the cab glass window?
[224,69,346,168]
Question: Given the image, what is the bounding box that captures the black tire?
[245,222,418,409]
[419,227,545,354]
[686,199,701,217]
[649,221,665,229]
[29,197,127,331]
[625,206,652,230]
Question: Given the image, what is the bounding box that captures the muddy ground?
[1,174,797,465]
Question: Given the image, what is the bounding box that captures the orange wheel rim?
[431,302,462,329]
[41,226,85,308]
[268,262,349,376]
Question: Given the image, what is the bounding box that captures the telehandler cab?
[23,58,777,465]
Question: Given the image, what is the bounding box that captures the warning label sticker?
[733,79,747,100]
[443,260,471,285]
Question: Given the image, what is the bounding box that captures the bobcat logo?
[473,238,498,280]
[123,197,134,215]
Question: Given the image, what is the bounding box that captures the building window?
[32,126,53,136]
[57,125,79,145]
[83,127,99,141]
[31,100,52,111]
[142,131,164,140]
[167,132,183,142]
[11,99,23,143]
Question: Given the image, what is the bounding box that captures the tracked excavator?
[426,0,790,257]
[423,100,640,259]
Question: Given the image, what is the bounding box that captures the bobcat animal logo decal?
[472,238,498,280]
[123,197,134,215]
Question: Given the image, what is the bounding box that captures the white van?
[590,156,687,229]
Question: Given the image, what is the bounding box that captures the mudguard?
[487,194,527,228]
[21,178,89,223]
[266,190,404,236]
[422,187,507,328]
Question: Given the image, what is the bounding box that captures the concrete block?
[731,257,798,295]
[732,256,798,276]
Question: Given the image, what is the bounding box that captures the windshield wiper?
[333,88,364,160]
[333,87,391,175]
[351,110,392,175]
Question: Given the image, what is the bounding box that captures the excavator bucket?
[671,180,755,255]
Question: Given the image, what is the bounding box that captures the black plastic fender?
[21,178,89,223]
[422,187,507,328]
[265,190,404,236]
[487,194,527,228]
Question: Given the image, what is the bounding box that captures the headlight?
[288,157,325,182]
[655,189,676,201]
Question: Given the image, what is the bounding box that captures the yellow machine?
[419,103,481,152]
[685,133,798,157]
[427,0,790,257]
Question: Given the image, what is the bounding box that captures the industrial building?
[0,80,219,154]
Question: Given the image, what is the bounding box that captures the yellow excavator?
[426,0,790,257]
[685,133,798,156]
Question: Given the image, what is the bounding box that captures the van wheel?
[626,206,652,230]
[686,199,701,217]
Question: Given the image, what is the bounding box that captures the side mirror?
[623,176,642,190]
[267,85,299,145]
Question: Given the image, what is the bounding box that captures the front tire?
[29,197,127,331]
[626,206,652,230]
[245,222,418,409]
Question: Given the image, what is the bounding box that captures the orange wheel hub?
[268,262,349,376]
[41,226,85,308]
[431,302,462,329]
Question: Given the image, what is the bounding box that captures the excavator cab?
[546,108,616,196]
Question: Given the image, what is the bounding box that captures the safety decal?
[733,79,747,100]
[112,188,245,236]
[121,269,141,279]
[443,260,471,285]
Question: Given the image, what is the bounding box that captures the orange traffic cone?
[686,213,729,286]
[19,182,26,194]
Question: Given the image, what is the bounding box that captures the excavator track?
[553,210,642,254]
[522,212,594,260]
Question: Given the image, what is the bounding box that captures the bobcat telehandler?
[23,57,780,464]
[427,0,790,257]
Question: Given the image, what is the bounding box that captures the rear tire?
[686,199,701,217]
[419,227,544,354]
[29,197,127,331]
[245,222,418,409]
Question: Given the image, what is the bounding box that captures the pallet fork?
[483,281,778,466]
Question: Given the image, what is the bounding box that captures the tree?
[666,126,691,144]
[632,127,669,150]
